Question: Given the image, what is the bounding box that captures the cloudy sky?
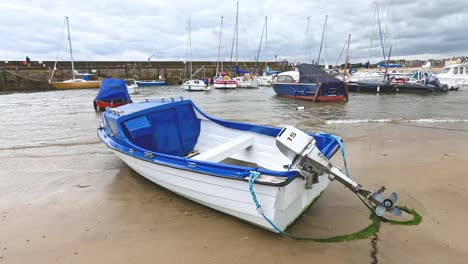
[1,0,467,64]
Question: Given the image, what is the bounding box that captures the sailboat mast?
[265,16,268,66]
[383,0,391,48]
[376,4,386,61]
[65,16,75,80]
[303,17,310,63]
[367,1,377,64]
[235,1,239,66]
[255,18,265,65]
[317,15,327,66]
[188,19,192,79]
[221,17,224,72]
[216,16,224,76]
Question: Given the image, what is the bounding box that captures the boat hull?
[347,82,396,93]
[113,150,330,232]
[51,81,101,89]
[182,82,210,91]
[237,80,259,88]
[94,100,130,111]
[214,81,237,89]
[436,76,468,89]
[272,83,347,102]
[136,81,167,87]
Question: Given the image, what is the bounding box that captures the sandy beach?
[1,120,467,264]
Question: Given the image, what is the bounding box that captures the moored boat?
[436,63,468,89]
[214,72,238,89]
[234,75,259,88]
[182,80,210,91]
[125,79,139,93]
[49,17,101,90]
[272,64,348,102]
[93,78,132,111]
[51,79,101,89]
[98,98,403,232]
[136,80,167,87]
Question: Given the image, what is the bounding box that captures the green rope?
[249,172,421,242]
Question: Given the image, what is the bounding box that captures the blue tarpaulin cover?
[235,65,251,75]
[95,78,131,101]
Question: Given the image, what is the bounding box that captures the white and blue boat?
[98,98,402,232]
[272,64,348,102]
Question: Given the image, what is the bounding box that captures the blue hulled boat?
[272,64,348,102]
[136,80,167,87]
[93,78,132,111]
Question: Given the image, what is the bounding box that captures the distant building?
[445,58,463,66]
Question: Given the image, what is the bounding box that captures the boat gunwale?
[98,100,341,187]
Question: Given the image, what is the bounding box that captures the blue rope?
[248,171,288,235]
[329,134,352,179]
[247,135,352,236]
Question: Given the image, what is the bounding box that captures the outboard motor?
[426,76,448,92]
[276,126,402,217]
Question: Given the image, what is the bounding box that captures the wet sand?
[1,121,468,264]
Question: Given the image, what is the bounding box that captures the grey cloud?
[0,0,467,64]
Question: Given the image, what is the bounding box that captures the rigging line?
[367,1,377,63]
[376,4,386,61]
[229,1,239,66]
[49,18,67,82]
[303,17,310,63]
[255,19,265,65]
[334,37,348,67]
[317,15,327,66]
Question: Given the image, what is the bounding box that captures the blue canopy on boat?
[296,64,342,84]
[377,61,402,68]
[235,65,251,75]
[95,78,131,101]
[263,66,280,75]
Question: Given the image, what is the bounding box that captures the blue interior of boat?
[121,101,200,156]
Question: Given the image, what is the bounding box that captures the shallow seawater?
[0,86,467,150]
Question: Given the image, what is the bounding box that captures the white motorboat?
[436,63,468,89]
[98,98,402,232]
[182,80,210,91]
[125,79,139,93]
[234,75,259,88]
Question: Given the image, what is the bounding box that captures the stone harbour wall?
[0,60,289,92]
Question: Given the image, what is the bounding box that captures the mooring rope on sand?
[247,136,422,242]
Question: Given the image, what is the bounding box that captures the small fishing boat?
[181,20,210,92]
[93,78,132,111]
[98,98,402,232]
[125,79,139,94]
[182,80,210,91]
[272,64,348,102]
[136,80,167,87]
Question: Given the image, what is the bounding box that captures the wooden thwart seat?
[192,135,255,163]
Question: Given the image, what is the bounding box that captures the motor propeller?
[372,192,402,217]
